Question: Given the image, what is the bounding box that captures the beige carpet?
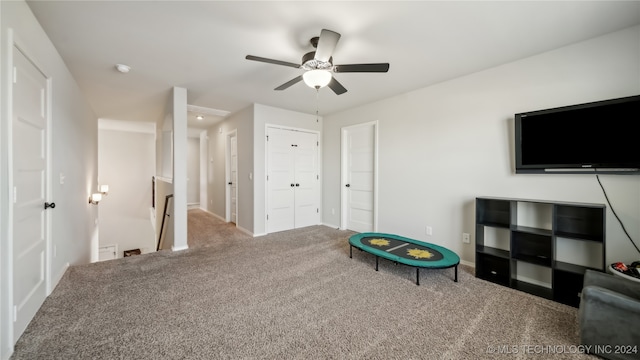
[11,210,596,359]
[187,209,250,248]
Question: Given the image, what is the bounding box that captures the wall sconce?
[99,184,109,195]
[89,193,102,205]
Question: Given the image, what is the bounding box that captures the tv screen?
[515,95,640,174]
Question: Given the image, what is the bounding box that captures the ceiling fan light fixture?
[196,115,204,121]
[303,70,332,89]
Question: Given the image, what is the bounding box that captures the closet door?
[267,128,295,233]
[293,131,319,228]
[267,128,319,233]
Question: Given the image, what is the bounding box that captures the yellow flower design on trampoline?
[369,238,390,247]
[407,248,434,259]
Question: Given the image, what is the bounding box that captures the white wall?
[323,25,640,266]
[187,137,200,205]
[1,1,98,357]
[98,122,156,256]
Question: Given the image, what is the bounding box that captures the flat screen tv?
[515,95,640,174]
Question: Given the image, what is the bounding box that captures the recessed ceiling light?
[196,115,204,121]
[115,64,131,73]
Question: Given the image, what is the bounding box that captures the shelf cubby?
[476,253,510,286]
[476,198,511,227]
[512,232,552,267]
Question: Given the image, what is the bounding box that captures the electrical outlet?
[426,226,433,236]
[462,233,470,244]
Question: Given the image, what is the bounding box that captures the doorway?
[341,121,378,232]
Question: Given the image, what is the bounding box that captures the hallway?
[187,209,251,248]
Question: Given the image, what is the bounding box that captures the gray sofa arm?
[583,269,640,300]
[579,285,640,360]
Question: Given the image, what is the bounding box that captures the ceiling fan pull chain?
[316,88,320,122]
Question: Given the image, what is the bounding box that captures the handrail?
[157,194,173,251]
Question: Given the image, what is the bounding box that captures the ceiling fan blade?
[315,29,341,62]
[246,55,300,69]
[328,77,347,95]
[334,63,390,73]
[275,75,303,91]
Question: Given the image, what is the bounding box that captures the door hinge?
[266,135,269,141]
[317,208,319,213]
[266,214,269,220]
[266,175,269,181]
[317,141,319,146]
[13,67,17,84]
[13,187,17,204]
[317,175,319,180]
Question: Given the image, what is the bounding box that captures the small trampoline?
[349,232,460,285]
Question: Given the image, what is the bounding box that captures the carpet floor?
[11,209,596,359]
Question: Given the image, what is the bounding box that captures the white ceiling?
[26,1,640,124]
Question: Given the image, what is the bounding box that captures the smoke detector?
[115,64,131,73]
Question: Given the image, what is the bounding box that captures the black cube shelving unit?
[475,197,605,307]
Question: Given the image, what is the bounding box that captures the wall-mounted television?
[515,95,640,174]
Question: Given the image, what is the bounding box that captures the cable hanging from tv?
[596,173,640,256]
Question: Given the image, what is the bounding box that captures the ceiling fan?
[246,29,390,95]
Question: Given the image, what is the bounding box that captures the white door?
[229,134,238,224]
[12,47,50,340]
[342,122,376,232]
[267,128,295,232]
[267,128,319,233]
[293,132,319,228]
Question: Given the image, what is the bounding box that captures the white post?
[172,87,188,251]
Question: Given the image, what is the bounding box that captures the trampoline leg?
[454,265,458,282]
[375,257,378,271]
[350,245,352,259]
[416,268,420,286]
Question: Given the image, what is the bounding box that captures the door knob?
[290,183,295,187]
[228,182,232,185]
[44,202,56,210]
[295,183,300,187]
[345,184,351,187]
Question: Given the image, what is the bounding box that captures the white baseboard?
[321,223,340,230]
[460,259,475,268]
[50,262,69,294]
[171,244,189,252]
[236,226,254,237]
[187,203,200,209]
[197,208,227,222]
